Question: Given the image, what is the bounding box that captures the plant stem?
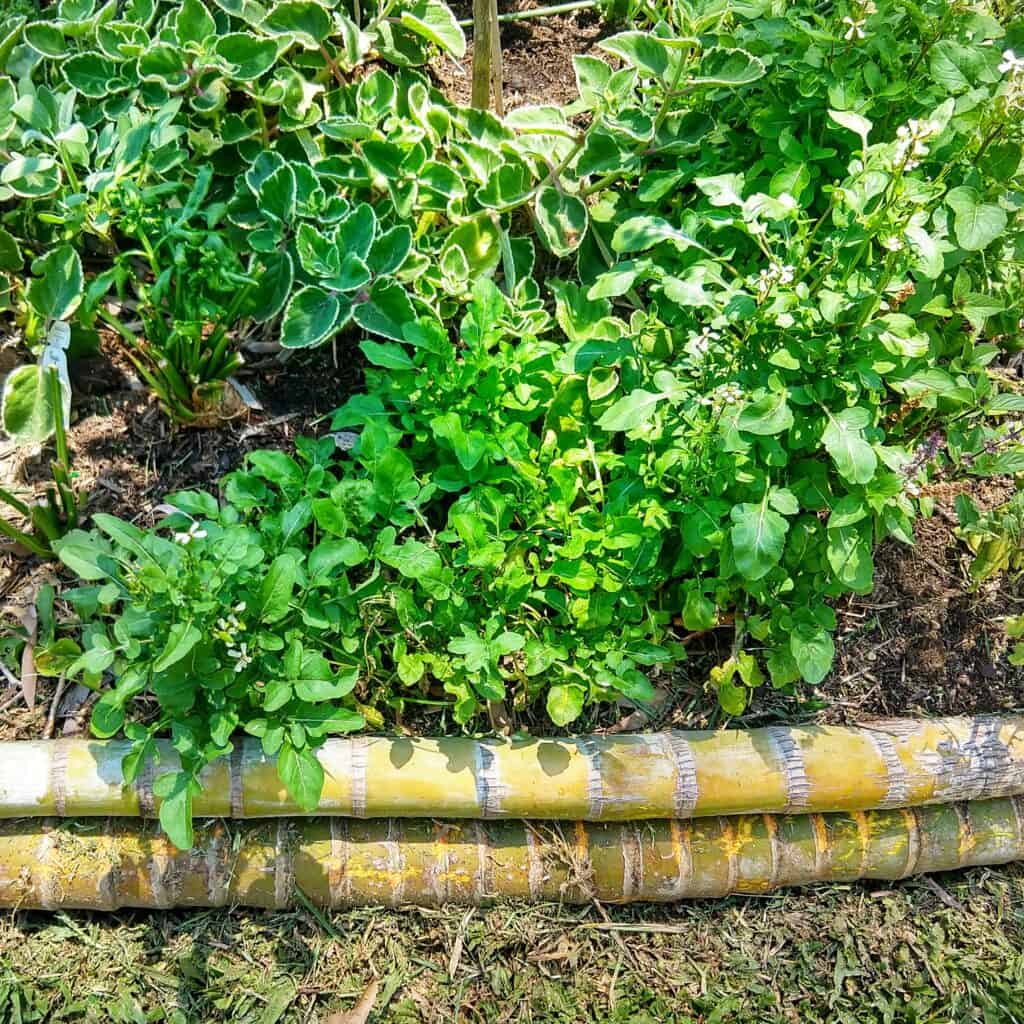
[0,485,31,518]
[48,368,69,471]
[319,43,346,87]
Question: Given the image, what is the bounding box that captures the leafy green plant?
[0,254,85,557]
[956,488,1024,583]
[49,460,369,847]
[94,167,259,423]
[21,0,1024,847]
[1008,615,1024,668]
[0,0,469,417]
[0,359,80,559]
[955,487,1024,671]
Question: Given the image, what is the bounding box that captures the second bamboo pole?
[2,797,1021,910]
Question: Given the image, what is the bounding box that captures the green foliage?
[0,0,469,421]
[0,322,83,559]
[956,490,1024,583]
[48,463,368,843]
[956,488,1024,669]
[21,0,1024,843]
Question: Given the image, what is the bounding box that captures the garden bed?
[0,0,1023,1013]
[2,350,1021,742]
[0,0,1022,862]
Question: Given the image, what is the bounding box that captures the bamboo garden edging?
[1,798,1022,910]
[2,715,1023,821]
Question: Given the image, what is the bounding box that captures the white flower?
[882,235,904,251]
[173,521,207,545]
[894,118,940,170]
[699,382,743,409]
[692,325,721,356]
[999,50,1024,75]
[227,642,253,673]
[756,261,794,298]
[842,16,866,40]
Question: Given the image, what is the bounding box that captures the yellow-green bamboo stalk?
[2,715,1023,821]
[1,798,1020,910]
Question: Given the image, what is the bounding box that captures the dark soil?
[432,0,607,109]
[823,479,1024,721]
[8,333,362,528]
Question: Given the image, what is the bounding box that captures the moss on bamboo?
[1,797,1022,910]
[3,715,1024,822]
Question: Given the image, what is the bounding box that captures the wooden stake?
[471,0,503,113]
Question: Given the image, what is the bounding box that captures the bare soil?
[432,0,607,109]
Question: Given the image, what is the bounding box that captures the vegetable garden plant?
[0,0,1021,846]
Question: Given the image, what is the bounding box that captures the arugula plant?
[49,456,369,848]
[50,256,1023,848]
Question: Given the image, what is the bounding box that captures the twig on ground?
[42,676,68,740]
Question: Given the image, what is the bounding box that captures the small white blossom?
[227,642,253,673]
[894,118,940,170]
[999,50,1024,75]
[215,602,249,641]
[774,262,795,284]
[756,261,795,299]
[701,382,744,408]
[173,521,207,545]
[842,16,866,40]
[882,235,904,251]
[692,325,721,356]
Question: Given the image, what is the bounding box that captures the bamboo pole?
[3,716,1024,821]
[457,1,598,27]
[1,797,1021,910]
